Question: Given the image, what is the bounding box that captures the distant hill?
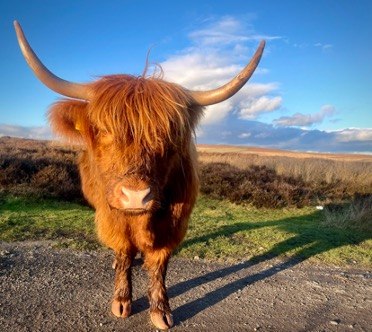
[197,144,372,162]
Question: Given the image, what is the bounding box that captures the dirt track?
[0,241,371,332]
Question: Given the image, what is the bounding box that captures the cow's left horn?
[189,40,265,106]
[14,21,90,100]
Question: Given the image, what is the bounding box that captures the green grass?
[0,195,98,249]
[0,195,371,267]
[181,196,372,267]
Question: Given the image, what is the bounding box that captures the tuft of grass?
[322,195,372,231]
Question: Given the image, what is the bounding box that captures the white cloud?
[0,124,52,140]
[239,96,282,120]
[293,42,333,52]
[161,16,282,125]
[293,43,309,49]
[314,42,333,51]
[273,104,336,127]
[333,128,372,142]
[239,132,251,138]
[163,52,245,90]
[202,100,234,124]
[188,16,282,47]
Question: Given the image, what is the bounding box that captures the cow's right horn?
[14,21,90,100]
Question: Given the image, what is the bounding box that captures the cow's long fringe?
[88,75,202,155]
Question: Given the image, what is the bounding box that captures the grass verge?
[0,195,371,267]
[0,195,98,250]
[180,196,371,267]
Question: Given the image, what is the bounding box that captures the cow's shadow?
[131,210,370,324]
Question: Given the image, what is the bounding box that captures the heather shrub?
[30,164,82,201]
[199,163,314,208]
[0,137,369,208]
[0,156,83,202]
[0,158,37,185]
[0,137,84,203]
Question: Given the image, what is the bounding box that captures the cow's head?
[14,21,265,214]
[46,75,202,214]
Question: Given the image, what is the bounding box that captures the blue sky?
[1,0,371,153]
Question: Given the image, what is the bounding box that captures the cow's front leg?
[144,251,173,330]
[111,251,134,318]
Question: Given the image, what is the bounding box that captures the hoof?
[111,298,131,318]
[150,311,173,330]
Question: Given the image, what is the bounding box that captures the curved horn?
[190,40,266,106]
[14,21,90,100]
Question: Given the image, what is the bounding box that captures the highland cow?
[14,21,265,329]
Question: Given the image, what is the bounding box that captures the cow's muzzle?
[106,177,157,213]
[120,186,153,211]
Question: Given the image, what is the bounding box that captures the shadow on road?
[171,257,300,324]
[132,210,370,325]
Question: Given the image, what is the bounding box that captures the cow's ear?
[48,100,93,144]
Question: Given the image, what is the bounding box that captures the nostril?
[142,190,153,205]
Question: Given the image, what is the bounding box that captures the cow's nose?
[120,186,152,210]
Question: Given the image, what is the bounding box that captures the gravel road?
[0,241,371,332]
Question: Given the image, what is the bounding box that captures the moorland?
[0,136,371,266]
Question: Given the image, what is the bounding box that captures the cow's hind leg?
[111,250,135,318]
[144,250,173,330]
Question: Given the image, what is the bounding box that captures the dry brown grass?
[323,194,372,230]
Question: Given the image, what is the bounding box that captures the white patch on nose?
[120,187,152,210]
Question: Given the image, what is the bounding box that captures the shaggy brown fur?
[48,74,203,329]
